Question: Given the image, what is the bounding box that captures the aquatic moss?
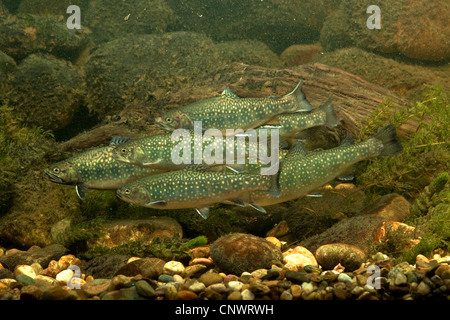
[0,105,53,214]
[355,84,449,200]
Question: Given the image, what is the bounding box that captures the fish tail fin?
[372,124,403,156]
[320,96,339,127]
[284,80,312,113]
[267,170,281,198]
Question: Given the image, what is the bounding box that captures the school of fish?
[44,81,403,218]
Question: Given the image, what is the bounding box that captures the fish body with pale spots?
[154,81,312,134]
[262,96,339,139]
[112,129,280,173]
[237,124,403,207]
[43,137,162,200]
[116,165,281,219]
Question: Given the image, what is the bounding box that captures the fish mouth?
[154,119,173,132]
[43,170,64,184]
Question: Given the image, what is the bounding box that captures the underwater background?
[0,0,448,301]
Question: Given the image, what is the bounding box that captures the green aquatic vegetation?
[0,105,53,214]
[355,84,449,199]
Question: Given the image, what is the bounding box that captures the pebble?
[227,280,244,291]
[227,291,242,300]
[280,290,293,300]
[178,290,197,300]
[199,272,223,287]
[158,274,173,282]
[0,238,449,301]
[417,281,431,296]
[301,282,315,296]
[163,261,185,276]
[135,280,156,298]
[394,272,408,286]
[14,265,36,279]
[291,284,302,299]
[241,288,255,300]
[188,281,206,293]
[337,273,354,284]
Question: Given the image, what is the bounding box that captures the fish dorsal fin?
[184,164,211,172]
[286,141,308,158]
[196,207,210,219]
[110,136,131,146]
[75,183,88,200]
[341,135,355,146]
[221,87,240,99]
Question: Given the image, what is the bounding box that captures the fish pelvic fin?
[75,183,88,200]
[319,96,339,127]
[373,124,403,156]
[284,80,312,113]
[249,203,267,214]
[268,169,281,198]
[195,207,210,219]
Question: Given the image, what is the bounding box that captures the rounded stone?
[135,280,156,298]
[210,233,283,275]
[177,290,197,300]
[199,272,223,287]
[315,243,366,272]
[163,261,185,276]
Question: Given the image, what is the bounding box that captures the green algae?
[355,84,449,201]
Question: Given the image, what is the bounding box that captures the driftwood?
[55,63,410,155]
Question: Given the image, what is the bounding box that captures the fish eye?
[53,168,60,174]
[120,148,127,155]
[124,189,130,195]
[165,117,172,123]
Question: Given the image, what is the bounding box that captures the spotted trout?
[154,81,312,134]
[116,165,281,219]
[44,137,162,200]
[261,96,339,139]
[112,129,281,175]
[237,124,403,207]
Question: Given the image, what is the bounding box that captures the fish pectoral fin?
[249,204,267,214]
[225,165,246,174]
[195,207,210,219]
[146,200,167,206]
[142,159,163,166]
[306,193,323,198]
[75,184,88,200]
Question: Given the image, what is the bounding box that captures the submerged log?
[54,62,410,155]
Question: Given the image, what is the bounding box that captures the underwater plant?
[355,84,449,200]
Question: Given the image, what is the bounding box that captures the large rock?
[84,0,174,43]
[17,0,85,15]
[88,217,183,248]
[210,233,283,275]
[0,13,90,61]
[167,0,334,54]
[312,47,450,99]
[84,32,221,118]
[215,40,283,68]
[319,0,450,61]
[6,54,84,131]
[0,244,68,270]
